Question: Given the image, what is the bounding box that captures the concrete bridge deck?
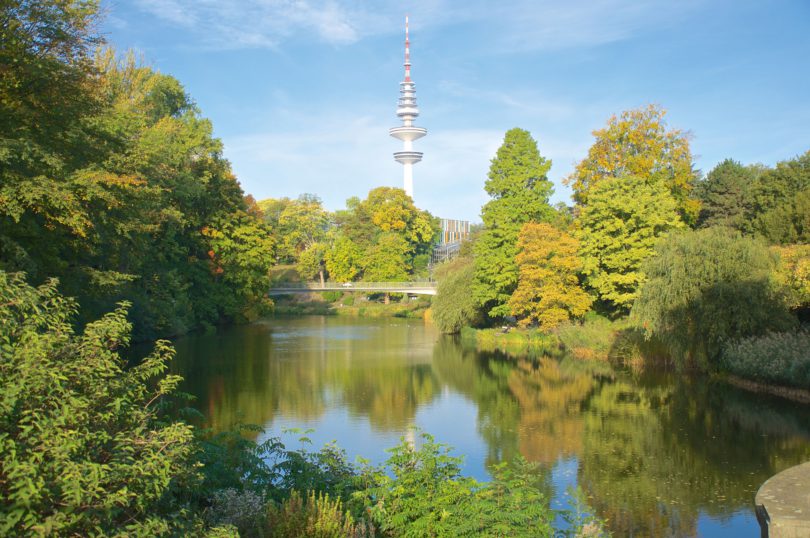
[269,281,437,296]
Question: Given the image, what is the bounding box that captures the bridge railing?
[270,281,436,290]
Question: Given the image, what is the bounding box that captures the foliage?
[555,314,620,362]
[432,257,483,334]
[749,151,810,244]
[0,7,274,340]
[576,176,683,313]
[509,223,592,329]
[566,105,698,223]
[325,236,363,283]
[298,242,328,284]
[771,244,810,313]
[721,331,810,389]
[694,159,754,231]
[0,272,200,536]
[354,432,555,537]
[474,128,555,318]
[205,488,267,537]
[632,227,796,369]
[361,233,411,282]
[265,490,370,538]
[272,194,329,263]
[202,211,275,321]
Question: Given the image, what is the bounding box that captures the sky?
[101,0,810,223]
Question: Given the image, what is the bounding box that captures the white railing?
[271,281,436,290]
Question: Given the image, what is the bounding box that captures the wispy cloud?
[132,0,705,51]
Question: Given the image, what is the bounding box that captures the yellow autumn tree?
[771,244,810,311]
[566,104,699,224]
[509,223,593,329]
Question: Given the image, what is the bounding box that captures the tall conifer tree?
[473,128,554,318]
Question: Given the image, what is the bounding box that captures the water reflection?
[171,316,810,537]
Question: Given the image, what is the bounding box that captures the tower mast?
[389,15,426,199]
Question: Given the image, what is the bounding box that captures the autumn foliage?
[509,223,592,329]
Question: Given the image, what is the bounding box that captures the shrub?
[205,488,267,537]
[721,331,810,389]
[0,272,200,536]
[266,490,371,538]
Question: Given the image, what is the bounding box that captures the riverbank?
[271,292,431,319]
[462,319,810,405]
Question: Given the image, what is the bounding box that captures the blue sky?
[102,0,809,223]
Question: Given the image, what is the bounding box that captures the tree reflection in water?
[172,316,810,537]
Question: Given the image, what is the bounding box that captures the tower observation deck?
[389,16,426,199]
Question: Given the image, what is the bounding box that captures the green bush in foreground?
[0,272,201,536]
[721,331,810,389]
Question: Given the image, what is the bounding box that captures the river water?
[171,315,810,537]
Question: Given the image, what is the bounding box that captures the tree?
[277,194,329,263]
[509,223,592,329]
[694,159,754,231]
[566,105,698,223]
[632,228,796,369]
[0,39,274,339]
[297,242,327,286]
[202,211,275,321]
[749,151,810,244]
[576,176,683,313]
[362,233,410,282]
[432,257,483,334]
[324,235,361,283]
[473,128,555,318]
[0,272,200,535]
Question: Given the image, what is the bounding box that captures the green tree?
[566,105,698,223]
[694,159,754,231]
[473,128,555,318]
[509,223,592,329]
[362,233,410,282]
[323,235,362,283]
[749,151,810,244]
[432,257,482,334]
[576,176,683,313]
[202,210,275,321]
[0,272,200,535]
[297,242,327,286]
[277,194,329,263]
[632,227,796,369]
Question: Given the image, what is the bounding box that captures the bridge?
[269,281,437,296]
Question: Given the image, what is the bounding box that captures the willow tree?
[473,128,555,318]
[566,105,698,224]
[632,228,796,368]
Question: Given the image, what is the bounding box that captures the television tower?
[389,16,426,199]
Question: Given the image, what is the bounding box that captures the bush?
[353,432,555,537]
[556,314,618,361]
[721,331,810,389]
[266,491,371,538]
[0,272,200,536]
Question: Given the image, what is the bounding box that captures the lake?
[171,315,810,537]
